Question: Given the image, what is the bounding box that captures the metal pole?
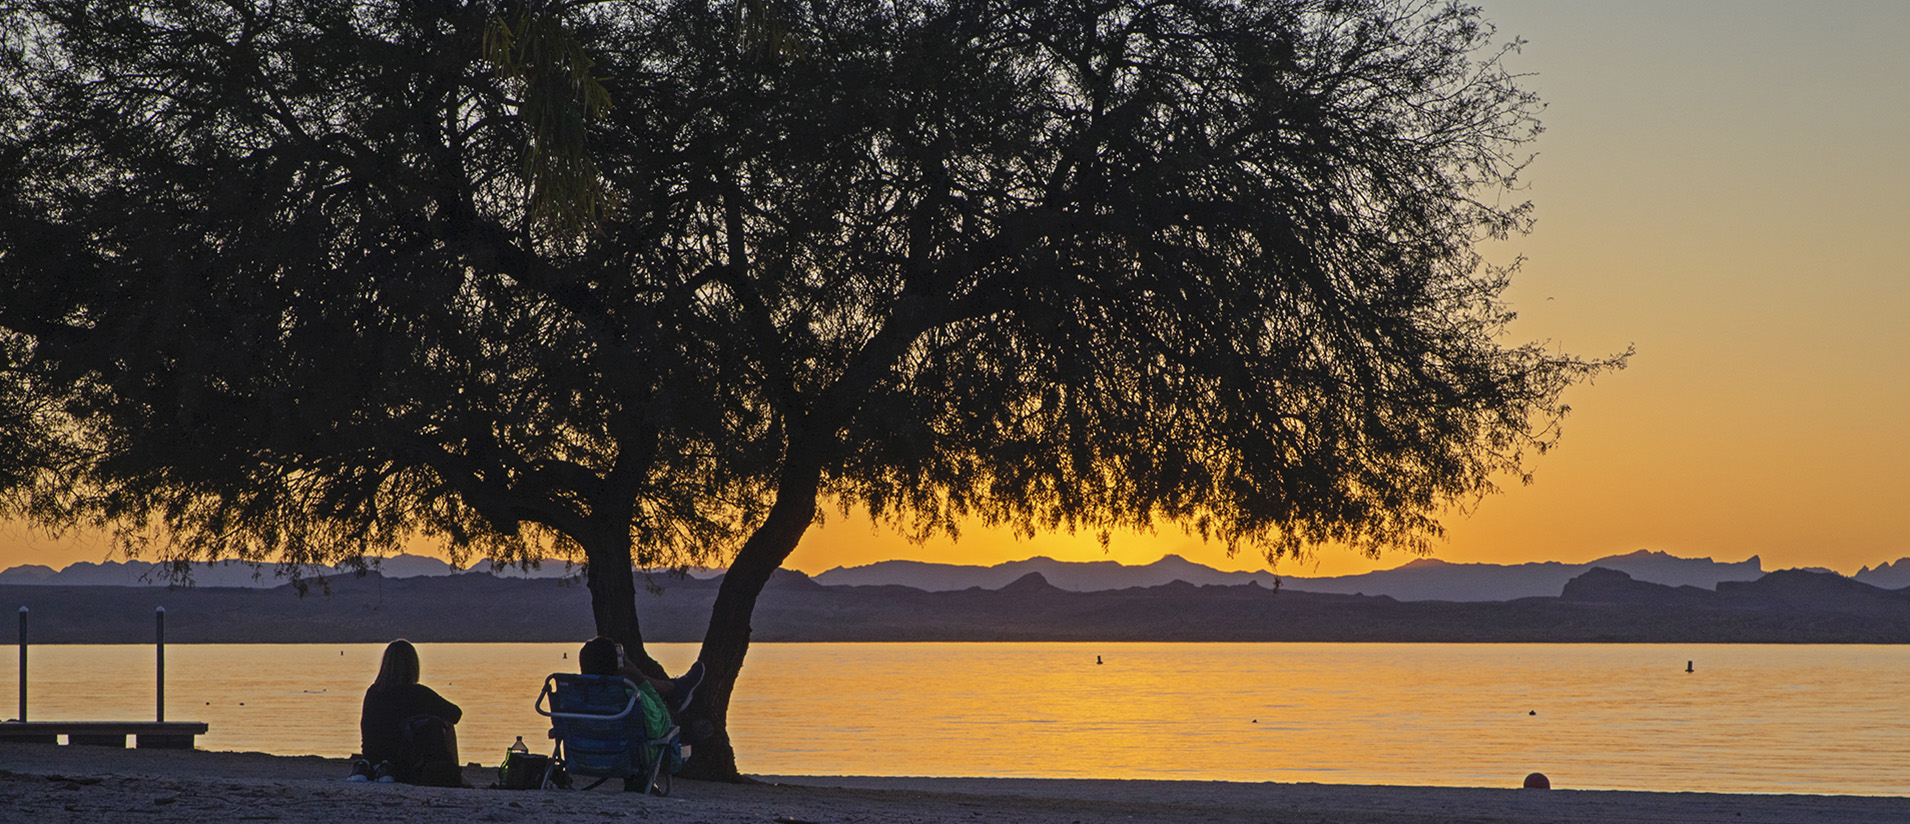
[156,606,166,723]
[17,606,26,722]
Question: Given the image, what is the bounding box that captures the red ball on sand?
[1523,772,1550,790]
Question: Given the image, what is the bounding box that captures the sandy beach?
[1,743,1905,824]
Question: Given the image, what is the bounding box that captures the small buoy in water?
[1523,772,1550,790]
[1252,719,1257,723]
[1096,655,1102,665]
[1528,710,1536,716]
[1686,660,1694,673]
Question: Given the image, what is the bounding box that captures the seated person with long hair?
[353,639,464,786]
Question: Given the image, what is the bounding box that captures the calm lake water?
[7,642,1906,795]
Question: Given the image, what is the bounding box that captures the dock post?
[156,607,166,722]
[17,606,25,721]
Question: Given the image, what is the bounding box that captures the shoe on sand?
[345,759,374,783]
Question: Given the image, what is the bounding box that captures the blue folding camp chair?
[534,672,685,796]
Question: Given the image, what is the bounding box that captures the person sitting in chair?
[577,636,704,715]
[354,639,464,786]
[575,636,704,792]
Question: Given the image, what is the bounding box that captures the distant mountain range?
[6,549,1908,602]
[811,549,1858,601]
[9,564,1910,645]
[0,554,585,588]
[1856,558,1910,590]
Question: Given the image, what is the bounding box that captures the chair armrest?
[535,673,642,721]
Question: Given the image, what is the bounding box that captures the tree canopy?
[1,0,1620,779]
[0,332,67,519]
[2,0,759,633]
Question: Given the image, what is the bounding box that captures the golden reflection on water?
[8,642,1908,795]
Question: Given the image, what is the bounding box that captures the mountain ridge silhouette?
[8,565,1910,644]
[810,549,1780,600]
[6,548,1904,603]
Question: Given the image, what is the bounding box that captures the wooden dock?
[0,721,208,749]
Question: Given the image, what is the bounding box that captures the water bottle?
[509,735,528,754]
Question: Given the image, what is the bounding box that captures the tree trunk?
[677,453,822,781]
[581,524,667,679]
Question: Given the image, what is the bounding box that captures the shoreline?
[1,744,1905,823]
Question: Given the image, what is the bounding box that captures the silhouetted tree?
[0,143,76,523]
[2,0,1621,780]
[0,0,753,664]
[0,335,65,518]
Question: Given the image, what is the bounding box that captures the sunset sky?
[4,1,1906,580]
